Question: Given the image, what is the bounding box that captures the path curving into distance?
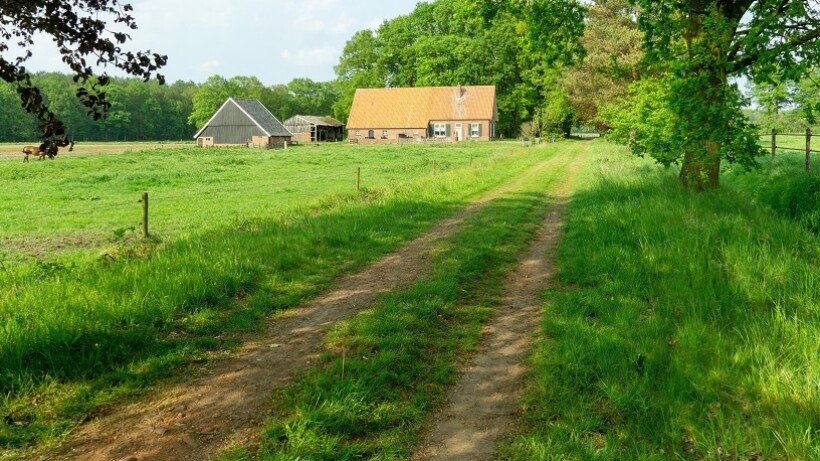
[42,148,572,461]
[411,145,587,461]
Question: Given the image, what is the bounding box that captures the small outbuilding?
[283,115,345,143]
[194,98,292,148]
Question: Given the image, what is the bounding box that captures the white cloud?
[281,46,338,67]
[197,60,222,73]
[367,17,385,31]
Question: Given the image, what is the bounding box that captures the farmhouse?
[346,85,497,143]
[194,98,292,148]
[283,115,345,143]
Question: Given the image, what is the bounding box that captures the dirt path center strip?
[410,146,587,461]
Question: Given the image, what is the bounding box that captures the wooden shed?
[283,115,345,143]
[194,98,292,148]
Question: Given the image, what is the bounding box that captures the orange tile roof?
[346,85,496,129]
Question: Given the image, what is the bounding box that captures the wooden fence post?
[140,192,149,238]
[771,129,777,158]
[432,160,436,176]
[807,129,812,172]
[356,167,361,191]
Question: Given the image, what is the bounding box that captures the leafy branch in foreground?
[0,0,166,152]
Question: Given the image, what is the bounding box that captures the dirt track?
[411,145,586,461]
[42,149,570,461]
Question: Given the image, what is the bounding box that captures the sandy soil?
[37,151,565,461]
[410,147,586,461]
[0,143,191,161]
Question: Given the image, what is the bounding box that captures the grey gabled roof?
[193,98,292,138]
[284,115,345,127]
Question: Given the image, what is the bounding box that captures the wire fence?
[758,129,818,171]
[3,149,506,258]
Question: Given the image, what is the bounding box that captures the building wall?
[290,132,312,143]
[250,135,291,148]
[347,120,493,143]
[347,127,427,144]
[201,103,268,145]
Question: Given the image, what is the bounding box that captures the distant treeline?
[0,73,340,143]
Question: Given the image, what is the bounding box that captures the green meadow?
[1,140,817,460]
[0,140,558,454]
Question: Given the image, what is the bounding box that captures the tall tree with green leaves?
[629,1,820,189]
[563,0,643,128]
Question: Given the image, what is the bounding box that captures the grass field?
[2,139,818,459]
[0,140,562,455]
[499,142,819,460]
[1,142,504,264]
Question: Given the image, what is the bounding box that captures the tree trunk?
[679,140,721,190]
[676,1,734,191]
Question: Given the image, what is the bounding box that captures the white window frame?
[470,123,481,138]
[381,129,389,139]
[413,129,419,136]
[355,130,361,137]
[434,123,447,138]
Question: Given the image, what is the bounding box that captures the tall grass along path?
[45,151,572,461]
[411,144,587,460]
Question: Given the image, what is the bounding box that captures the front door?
[455,123,463,142]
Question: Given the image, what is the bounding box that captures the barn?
[194,98,292,148]
[283,115,345,143]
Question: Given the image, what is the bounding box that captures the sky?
[15,0,422,86]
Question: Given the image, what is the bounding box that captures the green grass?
[0,142,504,264]
[213,142,586,461]
[0,141,560,455]
[500,141,819,460]
[724,152,820,234]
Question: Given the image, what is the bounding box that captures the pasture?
[0,140,560,453]
[1,142,504,264]
[1,140,818,460]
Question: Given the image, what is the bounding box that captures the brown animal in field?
[22,145,48,162]
[22,136,74,162]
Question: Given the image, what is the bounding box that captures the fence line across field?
[759,129,816,171]
[10,152,495,252]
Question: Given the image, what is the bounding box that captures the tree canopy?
[0,0,166,152]
[334,0,587,137]
[609,1,820,189]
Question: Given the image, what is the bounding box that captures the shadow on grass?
[0,194,467,447]
[505,170,820,459]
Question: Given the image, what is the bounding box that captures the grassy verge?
[723,153,820,234]
[213,144,585,460]
[500,141,819,460]
[0,142,558,456]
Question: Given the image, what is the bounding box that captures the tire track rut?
[411,144,587,461]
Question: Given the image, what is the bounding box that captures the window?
[355,130,361,137]
[368,130,375,139]
[381,130,389,139]
[470,123,481,138]
[413,129,419,136]
[434,123,447,137]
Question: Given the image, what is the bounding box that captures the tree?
[0,0,166,153]
[335,0,586,137]
[563,0,643,129]
[629,1,820,189]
